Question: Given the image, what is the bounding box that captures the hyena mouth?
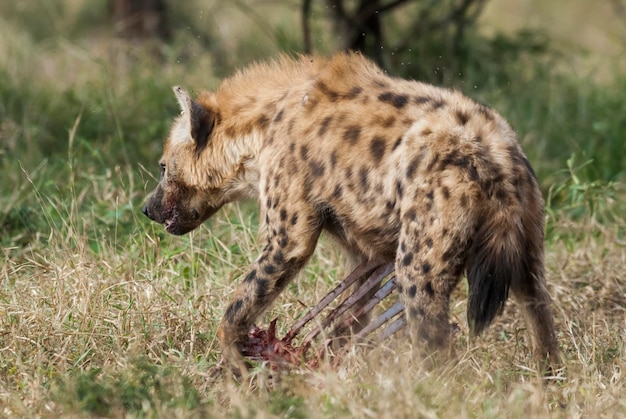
[165,220,195,235]
[163,215,188,235]
[163,213,204,235]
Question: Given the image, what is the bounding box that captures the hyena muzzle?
[143,53,560,370]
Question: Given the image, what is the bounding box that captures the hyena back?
[143,52,559,367]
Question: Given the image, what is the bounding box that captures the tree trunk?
[111,0,169,40]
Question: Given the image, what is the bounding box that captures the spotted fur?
[143,52,559,368]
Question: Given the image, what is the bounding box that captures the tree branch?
[302,0,313,53]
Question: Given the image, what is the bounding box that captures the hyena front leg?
[217,204,321,367]
[395,218,463,359]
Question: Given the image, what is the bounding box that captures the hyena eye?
[159,163,166,179]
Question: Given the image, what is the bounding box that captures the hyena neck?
[215,57,315,139]
[210,57,318,201]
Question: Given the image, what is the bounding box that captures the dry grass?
[1,166,625,417]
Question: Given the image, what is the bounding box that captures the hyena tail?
[466,201,539,336]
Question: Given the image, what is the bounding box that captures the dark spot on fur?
[414,96,431,105]
[425,237,433,248]
[396,181,404,199]
[330,150,338,168]
[264,264,276,275]
[256,115,270,130]
[442,248,455,262]
[440,150,466,171]
[441,186,450,200]
[256,279,269,298]
[224,299,243,323]
[359,167,369,191]
[426,153,440,171]
[274,109,284,122]
[300,145,309,161]
[423,281,434,296]
[402,253,413,266]
[478,104,495,121]
[290,213,298,225]
[425,190,434,201]
[455,109,470,126]
[318,115,333,136]
[224,125,237,138]
[407,285,417,298]
[332,184,343,198]
[404,209,416,221]
[406,155,423,178]
[280,208,288,221]
[316,81,339,101]
[273,250,284,264]
[346,86,363,99]
[382,116,396,128]
[343,125,361,145]
[431,99,446,110]
[392,137,402,151]
[289,142,296,153]
[422,263,432,275]
[378,92,409,109]
[495,187,508,203]
[309,159,326,177]
[266,197,272,208]
[468,164,479,182]
[244,269,257,283]
[369,136,386,164]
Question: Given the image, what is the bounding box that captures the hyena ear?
[173,86,215,154]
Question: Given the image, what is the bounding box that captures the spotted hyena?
[143,52,559,368]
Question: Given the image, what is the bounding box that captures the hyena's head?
[143,87,228,235]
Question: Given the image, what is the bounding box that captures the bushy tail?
[466,208,528,336]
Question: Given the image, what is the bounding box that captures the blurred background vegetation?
[1,0,625,248]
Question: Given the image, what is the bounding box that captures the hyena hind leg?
[395,229,463,360]
[512,272,561,369]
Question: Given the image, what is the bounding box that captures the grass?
[1,0,625,417]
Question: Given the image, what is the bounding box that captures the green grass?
[1,1,625,417]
